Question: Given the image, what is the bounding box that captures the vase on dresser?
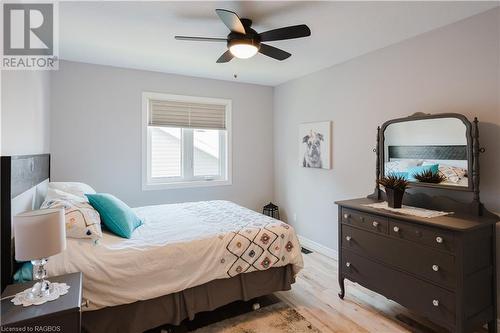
[385,188,404,208]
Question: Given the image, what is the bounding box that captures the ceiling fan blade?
[216,50,234,63]
[259,44,291,61]
[259,24,311,42]
[215,9,246,34]
[175,36,227,42]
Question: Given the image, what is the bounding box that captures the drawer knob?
[432,299,439,307]
[345,262,351,268]
[432,265,439,272]
[345,235,352,242]
[393,226,400,233]
[436,236,443,244]
[344,213,350,219]
[372,221,379,227]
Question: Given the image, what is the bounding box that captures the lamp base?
[27,258,53,301]
[11,282,70,307]
[11,258,70,307]
[27,279,54,301]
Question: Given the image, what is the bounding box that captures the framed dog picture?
[299,121,332,169]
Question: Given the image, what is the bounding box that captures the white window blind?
[149,100,226,130]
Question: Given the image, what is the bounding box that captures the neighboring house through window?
[142,92,231,189]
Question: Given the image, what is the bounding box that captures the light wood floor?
[276,251,488,333]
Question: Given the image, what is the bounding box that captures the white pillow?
[422,163,467,183]
[45,182,96,203]
[385,160,422,175]
[41,199,102,240]
[48,182,96,196]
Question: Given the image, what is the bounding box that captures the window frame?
[142,92,232,190]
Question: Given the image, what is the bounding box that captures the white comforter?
[46,200,304,311]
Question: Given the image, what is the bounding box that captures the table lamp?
[14,208,66,303]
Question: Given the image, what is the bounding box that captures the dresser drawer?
[342,225,456,289]
[341,208,388,234]
[341,250,455,328]
[389,219,455,253]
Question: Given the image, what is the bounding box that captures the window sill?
[142,179,232,191]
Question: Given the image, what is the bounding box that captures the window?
[142,92,231,190]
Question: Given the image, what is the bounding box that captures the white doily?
[363,202,452,218]
[11,282,70,307]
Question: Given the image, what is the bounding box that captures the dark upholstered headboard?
[388,145,467,161]
[1,154,50,291]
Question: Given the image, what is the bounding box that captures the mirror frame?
[378,112,476,192]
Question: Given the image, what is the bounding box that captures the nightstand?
[1,272,83,332]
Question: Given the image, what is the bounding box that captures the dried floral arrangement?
[378,174,409,191]
[413,169,446,184]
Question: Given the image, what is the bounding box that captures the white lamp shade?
[14,208,66,261]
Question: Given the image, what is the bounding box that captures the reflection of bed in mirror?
[386,145,469,187]
[382,117,470,188]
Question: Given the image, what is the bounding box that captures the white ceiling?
[59,1,498,86]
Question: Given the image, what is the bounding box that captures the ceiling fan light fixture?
[228,38,260,59]
[175,9,311,63]
[229,43,258,59]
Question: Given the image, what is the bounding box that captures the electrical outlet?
[293,213,297,222]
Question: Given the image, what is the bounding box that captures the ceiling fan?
[175,9,311,63]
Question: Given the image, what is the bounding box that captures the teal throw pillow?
[407,164,439,181]
[86,193,142,239]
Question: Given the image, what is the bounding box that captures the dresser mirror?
[380,113,474,191]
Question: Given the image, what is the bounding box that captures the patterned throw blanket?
[47,200,304,310]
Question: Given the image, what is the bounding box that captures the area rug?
[192,302,322,333]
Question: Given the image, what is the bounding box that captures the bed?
[1,154,303,333]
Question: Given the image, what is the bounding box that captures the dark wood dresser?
[336,198,497,333]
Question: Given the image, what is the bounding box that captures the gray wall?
[273,8,500,251]
[50,61,274,211]
[1,71,51,155]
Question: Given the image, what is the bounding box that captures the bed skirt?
[82,264,295,333]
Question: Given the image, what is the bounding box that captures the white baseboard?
[298,235,338,259]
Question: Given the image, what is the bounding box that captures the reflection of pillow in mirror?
[426,164,466,183]
[391,172,409,180]
[385,160,422,175]
[423,161,467,183]
[407,164,439,181]
[385,162,399,175]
